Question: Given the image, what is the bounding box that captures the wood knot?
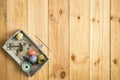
[59,9,63,15]
[77,16,80,20]
[50,14,53,17]
[119,19,120,22]
[94,58,100,65]
[92,18,96,22]
[110,16,113,20]
[113,59,117,64]
[60,71,66,79]
[97,20,99,23]
[71,54,75,61]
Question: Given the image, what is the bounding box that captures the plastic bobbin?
[21,62,32,73]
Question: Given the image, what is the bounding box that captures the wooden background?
[0,0,120,80]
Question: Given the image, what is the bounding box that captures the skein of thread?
[28,50,36,56]
[29,55,37,63]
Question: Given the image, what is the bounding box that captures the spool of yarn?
[28,50,36,56]
[16,32,23,40]
[29,55,37,63]
[38,54,45,64]
[21,62,32,73]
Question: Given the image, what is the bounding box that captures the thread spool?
[16,32,23,40]
[38,54,45,64]
[21,62,32,72]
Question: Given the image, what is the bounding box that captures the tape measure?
[21,62,32,72]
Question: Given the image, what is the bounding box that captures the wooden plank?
[7,0,28,80]
[0,0,7,80]
[111,0,120,80]
[28,0,48,80]
[48,0,69,80]
[90,0,110,80]
[70,0,90,80]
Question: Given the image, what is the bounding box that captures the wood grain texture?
[0,0,120,80]
[28,0,48,80]
[70,0,90,80]
[90,0,110,80]
[0,0,7,80]
[111,0,120,80]
[48,0,69,80]
[7,0,28,80]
